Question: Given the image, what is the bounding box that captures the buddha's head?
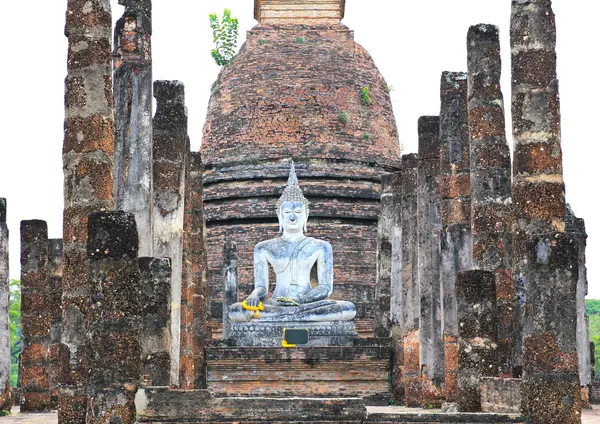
[277,161,310,234]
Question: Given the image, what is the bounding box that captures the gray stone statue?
[228,162,356,324]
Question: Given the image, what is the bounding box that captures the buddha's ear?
[304,207,309,232]
[277,211,283,233]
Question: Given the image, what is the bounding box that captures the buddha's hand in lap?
[275,297,300,306]
[245,293,261,308]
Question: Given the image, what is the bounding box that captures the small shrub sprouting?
[338,111,349,125]
[296,36,305,44]
[361,86,373,106]
[209,9,239,66]
[258,39,268,45]
[363,132,372,141]
[211,81,220,96]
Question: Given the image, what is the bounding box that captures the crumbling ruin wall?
[60,0,115,421]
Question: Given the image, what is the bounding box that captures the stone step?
[136,388,367,422]
[136,390,526,423]
[365,406,525,423]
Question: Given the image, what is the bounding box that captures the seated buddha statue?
[228,162,356,323]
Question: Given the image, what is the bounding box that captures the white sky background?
[0,1,598,296]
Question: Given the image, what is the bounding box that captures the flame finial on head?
[277,159,310,214]
[288,160,299,186]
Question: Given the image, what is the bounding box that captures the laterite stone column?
[48,239,63,407]
[438,71,472,401]
[511,0,566,375]
[222,241,238,340]
[417,117,444,407]
[139,257,171,387]
[180,152,210,388]
[399,154,420,406]
[61,0,115,421]
[0,199,11,411]
[113,0,153,256]
[566,208,592,406]
[375,173,401,337]
[467,24,514,377]
[20,221,53,411]
[456,270,499,412]
[152,80,188,386]
[511,2,580,422]
[86,211,141,424]
[388,170,403,404]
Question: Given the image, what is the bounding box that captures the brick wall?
[206,346,391,404]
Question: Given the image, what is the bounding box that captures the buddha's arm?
[247,245,269,307]
[297,243,333,304]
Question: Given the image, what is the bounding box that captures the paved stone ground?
[3,405,600,423]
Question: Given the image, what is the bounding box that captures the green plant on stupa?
[209,9,239,66]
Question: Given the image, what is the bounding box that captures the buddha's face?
[279,201,308,234]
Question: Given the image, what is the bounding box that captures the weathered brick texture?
[61,0,114,421]
[255,0,346,26]
[201,18,400,337]
[206,346,391,404]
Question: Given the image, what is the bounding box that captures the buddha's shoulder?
[305,237,332,251]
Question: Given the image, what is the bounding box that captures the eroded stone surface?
[60,1,115,421]
[0,199,12,412]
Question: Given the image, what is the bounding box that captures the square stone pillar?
[398,154,420,406]
[467,24,514,378]
[417,116,444,407]
[86,211,141,424]
[0,199,12,411]
[438,71,472,401]
[457,270,499,412]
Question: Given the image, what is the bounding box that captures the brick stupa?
[201,0,401,337]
